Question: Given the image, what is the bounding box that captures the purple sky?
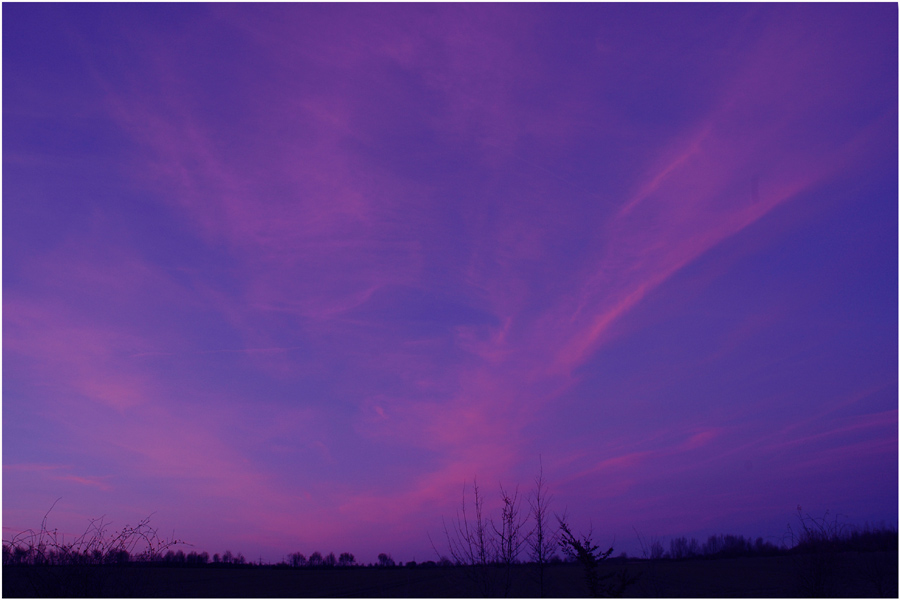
[3,4,897,564]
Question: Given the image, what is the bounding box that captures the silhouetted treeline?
[273,551,361,568]
[5,502,895,571]
[651,524,897,562]
[662,534,781,560]
[1,545,241,568]
[9,522,893,570]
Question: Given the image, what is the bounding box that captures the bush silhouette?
[558,515,638,598]
[2,501,183,596]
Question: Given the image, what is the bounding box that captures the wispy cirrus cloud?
[3,464,111,492]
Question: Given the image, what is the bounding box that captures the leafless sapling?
[491,483,529,596]
[434,478,498,596]
[527,460,557,597]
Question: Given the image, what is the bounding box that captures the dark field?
[3,551,896,597]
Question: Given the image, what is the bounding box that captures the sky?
[3,3,897,565]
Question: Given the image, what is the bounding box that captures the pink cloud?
[545,98,870,379]
[4,297,156,413]
[3,464,112,496]
[679,430,722,452]
[763,410,897,456]
[55,475,113,492]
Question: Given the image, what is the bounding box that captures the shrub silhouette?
[3,501,181,567]
[2,501,182,596]
[786,507,854,596]
[558,515,637,598]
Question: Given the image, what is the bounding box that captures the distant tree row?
[5,497,895,583]
[646,515,897,561]
[279,552,451,569]
[281,550,357,568]
[0,545,246,567]
[651,534,782,560]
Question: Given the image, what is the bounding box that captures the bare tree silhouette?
[289,552,307,567]
[433,466,641,597]
[377,552,396,567]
